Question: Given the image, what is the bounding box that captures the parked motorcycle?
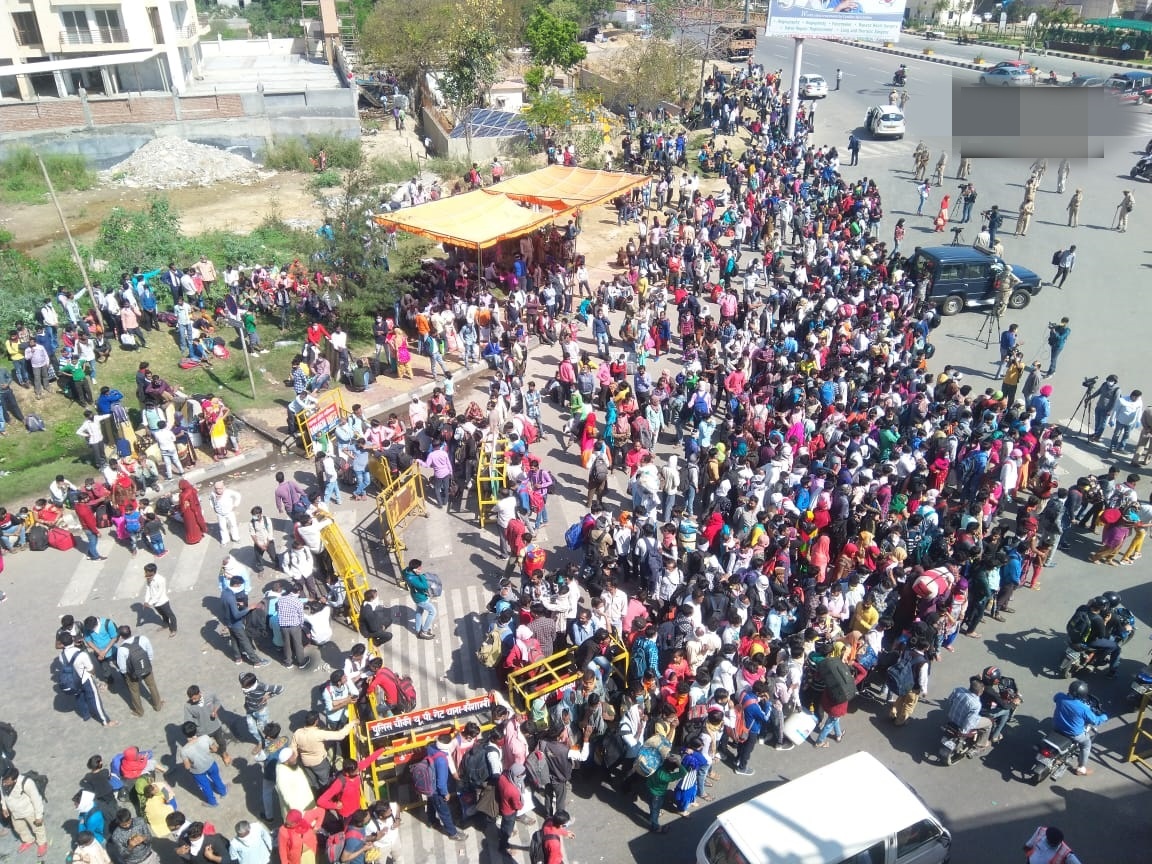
[1131,154,1152,181]
[937,722,982,765]
[1031,695,1102,784]
[1129,649,1152,706]
[1058,640,1113,678]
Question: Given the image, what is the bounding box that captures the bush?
[310,169,343,190]
[262,134,363,172]
[0,147,95,205]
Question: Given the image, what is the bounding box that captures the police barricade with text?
[348,690,501,810]
[295,390,348,458]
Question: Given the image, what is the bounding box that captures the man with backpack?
[0,765,47,857]
[114,625,163,717]
[888,639,932,726]
[412,734,464,842]
[532,810,574,864]
[58,632,118,727]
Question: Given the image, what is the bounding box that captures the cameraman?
[996,323,1020,379]
[960,183,977,224]
[1046,317,1071,376]
[1087,374,1121,443]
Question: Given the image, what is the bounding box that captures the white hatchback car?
[798,73,828,99]
[865,105,905,138]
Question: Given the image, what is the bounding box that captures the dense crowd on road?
[4,63,1144,864]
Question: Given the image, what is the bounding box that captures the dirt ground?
[1,124,432,256]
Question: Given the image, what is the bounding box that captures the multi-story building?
[0,0,203,101]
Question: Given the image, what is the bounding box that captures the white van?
[695,752,951,864]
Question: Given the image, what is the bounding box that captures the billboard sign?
[766,0,908,42]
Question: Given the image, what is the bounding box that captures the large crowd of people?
[2,62,1134,864]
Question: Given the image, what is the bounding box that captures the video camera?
[1082,376,1099,389]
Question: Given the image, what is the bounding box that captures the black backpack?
[27,525,48,552]
[124,638,152,681]
[22,771,49,802]
[529,829,559,864]
[1066,606,1093,646]
[463,742,494,788]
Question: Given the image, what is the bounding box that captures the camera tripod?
[975,305,1002,350]
[1067,385,1097,438]
[950,226,966,246]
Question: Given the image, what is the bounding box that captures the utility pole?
[786,37,804,142]
[699,0,716,99]
[37,155,92,292]
[744,0,751,24]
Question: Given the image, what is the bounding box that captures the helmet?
[1103,591,1122,610]
[981,666,1002,685]
[1088,595,1107,612]
[1068,681,1090,701]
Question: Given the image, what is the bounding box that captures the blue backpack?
[124,510,142,533]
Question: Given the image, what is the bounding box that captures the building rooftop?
[187,54,343,94]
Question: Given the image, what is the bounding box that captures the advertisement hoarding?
[766,0,908,42]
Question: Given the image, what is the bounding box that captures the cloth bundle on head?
[119,746,150,780]
[514,625,534,660]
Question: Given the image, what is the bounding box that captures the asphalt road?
[2,38,1152,864]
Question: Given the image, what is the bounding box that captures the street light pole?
[786,37,804,142]
[744,0,751,24]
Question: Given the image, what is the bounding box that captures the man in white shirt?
[76,410,107,469]
[152,421,183,479]
[142,563,177,635]
[59,633,117,726]
[209,481,242,544]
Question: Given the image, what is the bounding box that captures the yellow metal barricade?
[348,692,499,811]
[1127,690,1152,769]
[506,634,631,714]
[320,521,371,633]
[295,390,347,457]
[476,435,508,528]
[374,465,428,573]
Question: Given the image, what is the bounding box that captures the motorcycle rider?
[894,64,907,85]
[980,666,1022,744]
[1103,590,1136,646]
[1052,681,1107,776]
[943,677,993,747]
[1083,595,1122,676]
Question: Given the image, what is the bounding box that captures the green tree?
[545,0,614,31]
[438,0,508,160]
[94,198,183,279]
[526,6,588,81]
[606,39,698,111]
[360,0,454,83]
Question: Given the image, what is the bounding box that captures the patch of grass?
[424,157,472,182]
[0,324,304,504]
[0,147,95,205]
[261,134,363,172]
[309,169,343,191]
[370,157,422,184]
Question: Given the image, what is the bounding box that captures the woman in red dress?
[177,479,207,545]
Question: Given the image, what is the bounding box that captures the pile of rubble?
[101,138,274,189]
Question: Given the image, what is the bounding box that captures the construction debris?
[101,138,275,189]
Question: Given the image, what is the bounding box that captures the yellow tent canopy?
[484,165,650,210]
[373,188,563,251]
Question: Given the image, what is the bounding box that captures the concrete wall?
[0,88,358,166]
[420,106,524,162]
[199,36,308,57]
